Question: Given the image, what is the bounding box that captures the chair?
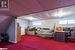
[65,29,73,42]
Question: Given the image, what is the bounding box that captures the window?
[59,20,67,24]
[59,20,75,24]
[32,21,41,25]
[68,20,75,24]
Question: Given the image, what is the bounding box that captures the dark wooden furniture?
[54,32,69,42]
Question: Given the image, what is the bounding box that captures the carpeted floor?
[0,35,75,50]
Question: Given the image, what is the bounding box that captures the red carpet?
[0,35,75,50]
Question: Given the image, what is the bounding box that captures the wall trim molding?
[9,40,17,43]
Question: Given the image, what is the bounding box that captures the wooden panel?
[16,26,21,42]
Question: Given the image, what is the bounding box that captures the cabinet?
[54,32,66,41]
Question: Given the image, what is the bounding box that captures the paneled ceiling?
[18,5,75,20]
[1,0,75,16]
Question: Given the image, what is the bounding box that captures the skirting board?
[9,40,17,43]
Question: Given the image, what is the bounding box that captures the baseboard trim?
[9,40,17,43]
